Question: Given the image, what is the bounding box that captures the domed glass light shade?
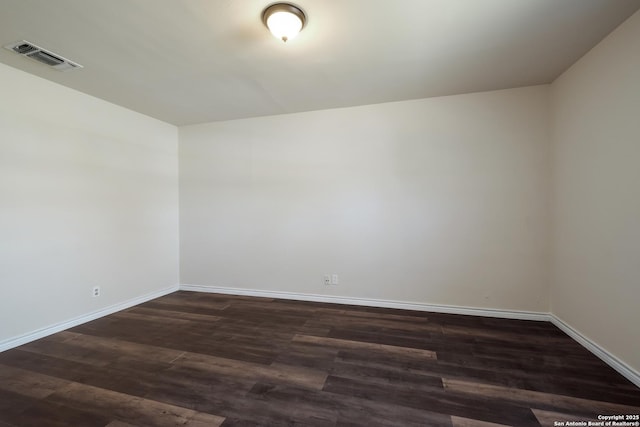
[262,3,306,42]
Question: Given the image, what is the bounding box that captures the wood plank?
[0,349,153,397]
[174,351,328,390]
[292,334,437,359]
[308,315,441,333]
[46,381,225,426]
[273,341,340,370]
[442,324,577,345]
[111,310,196,325]
[0,388,40,423]
[46,331,186,364]
[0,364,70,399]
[127,306,222,323]
[315,307,432,323]
[328,360,443,391]
[246,382,452,427]
[143,294,231,310]
[323,375,541,426]
[443,378,640,416]
[327,327,441,351]
[5,399,111,427]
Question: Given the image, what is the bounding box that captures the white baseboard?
[179,284,549,321]
[0,284,179,353]
[550,315,640,388]
[180,284,640,388]
[4,282,637,390]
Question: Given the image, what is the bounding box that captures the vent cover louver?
[4,40,83,71]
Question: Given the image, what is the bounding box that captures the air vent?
[3,40,83,71]
[12,42,37,54]
[27,50,64,66]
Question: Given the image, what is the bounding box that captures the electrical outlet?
[92,286,100,297]
[331,274,339,285]
[324,275,331,286]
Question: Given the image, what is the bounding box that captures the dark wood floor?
[0,291,639,426]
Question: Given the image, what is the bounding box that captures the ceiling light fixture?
[262,3,306,43]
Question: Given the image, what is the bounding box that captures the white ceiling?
[1,0,638,125]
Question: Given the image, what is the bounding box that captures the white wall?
[0,63,179,344]
[180,86,551,312]
[551,11,640,374]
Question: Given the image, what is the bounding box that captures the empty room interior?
[1,0,640,426]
